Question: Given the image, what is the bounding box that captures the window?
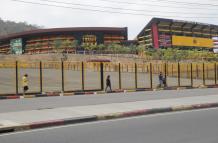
[82,35,97,45]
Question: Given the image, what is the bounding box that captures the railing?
[0,61,217,95]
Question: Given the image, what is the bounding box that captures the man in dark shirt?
[159,72,163,87]
[105,75,112,92]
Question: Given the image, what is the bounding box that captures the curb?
[1,102,218,134]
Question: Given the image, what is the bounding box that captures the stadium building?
[1,18,218,55]
[0,27,127,54]
[137,18,218,50]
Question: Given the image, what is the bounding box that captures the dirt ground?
[0,68,214,94]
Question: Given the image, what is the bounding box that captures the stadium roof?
[0,27,128,42]
[137,17,218,37]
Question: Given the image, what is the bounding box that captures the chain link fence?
[0,61,217,95]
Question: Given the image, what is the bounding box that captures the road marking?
[0,107,218,137]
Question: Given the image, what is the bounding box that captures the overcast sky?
[1,0,218,39]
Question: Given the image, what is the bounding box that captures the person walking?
[158,72,163,88]
[105,75,112,92]
[22,73,29,95]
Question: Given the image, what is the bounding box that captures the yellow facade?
[172,35,213,48]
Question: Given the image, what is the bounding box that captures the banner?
[172,36,213,48]
[212,37,218,48]
[159,34,172,47]
[152,23,159,49]
[10,38,23,54]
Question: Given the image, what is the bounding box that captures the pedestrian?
[105,75,112,92]
[163,77,167,87]
[159,72,163,87]
[22,73,29,95]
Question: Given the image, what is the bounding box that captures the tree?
[97,44,106,54]
[71,40,79,54]
[126,44,135,54]
[0,18,39,36]
[120,46,131,54]
[136,45,145,57]
[152,49,164,60]
[53,39,63,54]
[162,48,176,61]
[62,39,78,54]
[107,42,121,55]
[82,44,94,54]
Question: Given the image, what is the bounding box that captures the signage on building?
[172,36,213,48]
[212,37,218,53]
[10,38,23,55]
[159,34,172,47]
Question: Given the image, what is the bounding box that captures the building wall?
[0,28,127,54]
[137,18,218,50]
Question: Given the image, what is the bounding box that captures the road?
[0,88,218,113]
[0,108,218,143]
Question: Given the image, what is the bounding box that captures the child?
[22,74,29,95]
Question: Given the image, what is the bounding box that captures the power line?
[140,0,218,7]
[95,0,218,10]
[10,0,218,19]
[38,0,218,15]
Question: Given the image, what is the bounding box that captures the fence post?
[150,63,153,89]
[119,63,121,89]
[61,61,64,92]
[191,63,193,87]
[135,63,138,89]
[207,65,209,79]
[15,61,18,95]
[187,64,189,78]
[100,62,104,90]
[81,62,84,91]
[217,63,218,84]
[164,63,167,84]
[40,61,43,93]
[172,64,174,76]
[178,62,180,87]
[203,63,205,86]
[215,63,217,85]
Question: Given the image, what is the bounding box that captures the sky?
[1,0,218,39]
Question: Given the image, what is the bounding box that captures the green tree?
[152,49,164,60]
[82,44,96,54]
[120,46,131,54]
[136,45,145,56]
[97,44,106,54]
[129,44,137,54]
[62,39,78,54]
[163,48,176,61]
[107,42,122,55]
[71,40,79,53]
[53,39,63,54]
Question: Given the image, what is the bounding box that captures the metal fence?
[0,61,217,95]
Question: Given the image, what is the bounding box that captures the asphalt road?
[0,108,218,143]
[0,88,218,113]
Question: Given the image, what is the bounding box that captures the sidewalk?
[0,94,218,133]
